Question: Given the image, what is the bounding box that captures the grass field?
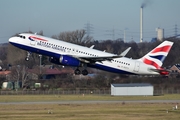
[0,94,180,120]
[1,94,180,102]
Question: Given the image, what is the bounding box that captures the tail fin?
[140,41,173,69]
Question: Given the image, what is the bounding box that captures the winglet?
[119,47,131,57]
[90,45,95,49]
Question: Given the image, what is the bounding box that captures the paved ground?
[1,100,180,105]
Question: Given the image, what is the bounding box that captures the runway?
[0,100,180,105]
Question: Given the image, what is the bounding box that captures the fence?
[0,89,111,95]
[154,89,180,95]
[0,88,180,95]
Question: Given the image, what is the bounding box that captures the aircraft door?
[29,37,36,46]
[30,40,36,46]
[134,62,140,72]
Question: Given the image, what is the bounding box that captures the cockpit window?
[16,34,26,39]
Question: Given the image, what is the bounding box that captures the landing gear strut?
[25,52,31,61]
[82,64,88,75]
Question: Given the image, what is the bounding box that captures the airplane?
[9,33,173,76]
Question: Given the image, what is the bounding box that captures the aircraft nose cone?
[9,37,16,43]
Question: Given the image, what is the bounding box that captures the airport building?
[156,28,164,41]
[111,83,153,96]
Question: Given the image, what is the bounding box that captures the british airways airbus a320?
[9,33,173,76]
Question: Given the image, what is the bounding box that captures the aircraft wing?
[73,55,121,63]
[72,47,131,63]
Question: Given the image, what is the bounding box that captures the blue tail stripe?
[149,55,165,62]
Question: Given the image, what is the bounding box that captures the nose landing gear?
[25,52,31,61]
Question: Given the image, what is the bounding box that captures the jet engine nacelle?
[49,55,81,67]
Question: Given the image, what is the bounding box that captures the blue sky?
[0,0,180,43]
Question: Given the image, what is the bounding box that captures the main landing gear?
[74,68,88,76]
[82,69,88,75]
[74,68,81,75]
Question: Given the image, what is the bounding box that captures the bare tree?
[0,44,8,69]
[9,65,29,89]
[52,29,93,45]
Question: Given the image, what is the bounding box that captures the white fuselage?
[9,33,158,75]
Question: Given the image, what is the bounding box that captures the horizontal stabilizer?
[150,68,170,75]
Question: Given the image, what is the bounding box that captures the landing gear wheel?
[74,69,81,75]
[82,69,88,76]
[25,57,29,61]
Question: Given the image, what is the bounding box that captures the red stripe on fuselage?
[30,36,48,42]
[151,45,171,53]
